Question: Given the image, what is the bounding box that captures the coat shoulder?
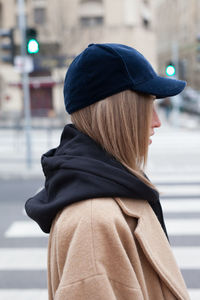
[53,197,132,235]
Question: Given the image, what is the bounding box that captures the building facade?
[0,0,157,120]
[155,0,200,90]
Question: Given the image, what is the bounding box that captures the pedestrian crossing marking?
[165,219,200,235]
[0,246,200,270]
[150,175,200,183]
[162,199,200,212]
[0,289,199,300]
[0,289,48,300]
[157,185,200,197]
[5,217,200,239]
[0,248,46,270]
[172,247,200,269]
[4,221,47,238]
[188,289,200,300]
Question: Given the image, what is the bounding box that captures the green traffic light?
[27,39,39,54]
[165,65,175,76]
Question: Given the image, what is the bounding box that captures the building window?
[143,0,149,5]
[79,0,104,27]
[34,7,46,25]
[143,18,150,29]
[15,0,27,3]
[141,3,151,29]
[80,0,103,4]
[80,16,103,26]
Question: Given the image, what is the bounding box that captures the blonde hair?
[71,90,155,189]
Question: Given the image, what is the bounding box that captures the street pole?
[172,41,181,127]
[18,0,32,168]
[172,41,179,78]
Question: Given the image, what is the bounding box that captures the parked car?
[181,87,200,115]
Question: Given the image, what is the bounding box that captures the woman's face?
[149,101,161,145]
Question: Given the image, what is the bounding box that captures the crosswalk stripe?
[5,216,200,240]
[0,246,200,270]
[0,289,198,300]
[6,218,200,239]
[165,219,200,235]
[5,215,200,240]
[4,221,47,238]
[172,247,200,269]
[0,248,46,270]
[188,289,200,300]
[161,199,200,212]
[157,185,200,196]
[0,289,48,300]
[151,175,200,184]
[149,167,200,174]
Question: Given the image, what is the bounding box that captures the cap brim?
[132,76,186,99]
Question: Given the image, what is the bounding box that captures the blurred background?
[0,0,200,299]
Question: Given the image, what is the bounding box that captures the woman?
[25,43,190,299]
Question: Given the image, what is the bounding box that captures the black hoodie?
[25,124,168,238]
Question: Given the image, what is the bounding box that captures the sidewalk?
[0,127,62,179]
[0,111,199,179]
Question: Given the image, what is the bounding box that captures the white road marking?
[162,199,200,213]
[188,289,200,300]
[157,185,200,197]
[0,289,198,300]
[172,247,200,269]
[165,219,200,235]
[4,217,200,240]
[0,289,47,300]
[150,174,200,184]
[0,248,46,270]
[0,245,199,271]
[4,221,47,238]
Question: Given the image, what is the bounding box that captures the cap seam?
[102,45,154,86]
[97,44,135,85]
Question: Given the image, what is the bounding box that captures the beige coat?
[47,197,190,300]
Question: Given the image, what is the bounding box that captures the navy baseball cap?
[64,43,186,114]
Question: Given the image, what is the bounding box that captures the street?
[0,112,200,299]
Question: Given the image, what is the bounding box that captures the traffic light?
[26,28,39,54]
[165,62,176,76]
[0,28,15,64]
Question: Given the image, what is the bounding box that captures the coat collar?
[114,197,190,300]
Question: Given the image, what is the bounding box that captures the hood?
[25,124,166,236]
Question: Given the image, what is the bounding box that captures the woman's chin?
[149,139,152,145]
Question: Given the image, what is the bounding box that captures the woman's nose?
[152,109,161,128]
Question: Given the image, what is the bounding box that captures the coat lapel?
[114,197,190,300]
